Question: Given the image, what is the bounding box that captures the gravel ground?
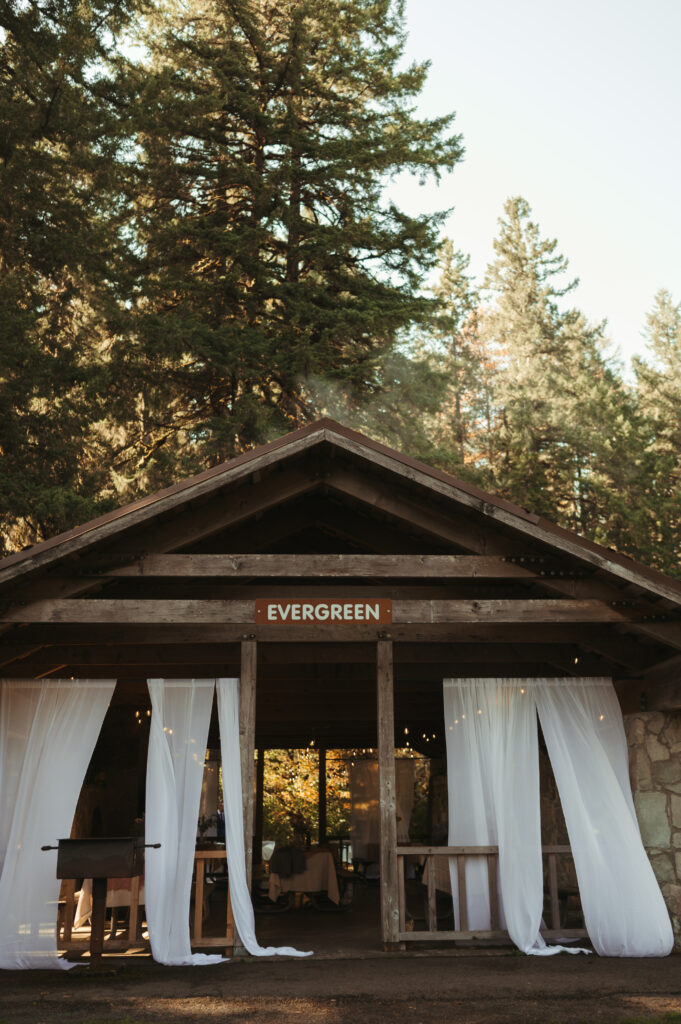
[2,952,681,1024]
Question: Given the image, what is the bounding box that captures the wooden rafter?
[100,554,548,579]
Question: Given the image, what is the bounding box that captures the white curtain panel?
[535,678,674,957]
[145,678,221,966]
[349,760,378,861]
[0,678,115,970]
[349,759,415,857]
[215,677,311,957]
[444,678,546,949]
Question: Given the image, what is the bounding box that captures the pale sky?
[392,0,681,370]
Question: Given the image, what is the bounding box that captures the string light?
[404,727,409,735]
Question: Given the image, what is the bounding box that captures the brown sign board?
[255,598,392,625]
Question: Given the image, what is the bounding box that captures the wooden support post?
[377,638,399,949]
[398,854,406,934]
[488,854,499,930]
[457,856,468,932]
[254,748,265,866]
[90,877,107,964]
[318,747,327,844]
[240,639,257,892]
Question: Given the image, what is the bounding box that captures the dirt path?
[2,952,681,1024]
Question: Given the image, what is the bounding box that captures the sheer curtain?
[444,677,553,952]
[349,759,415,856]
[0,678,115,970]
[215,677,311,957]
[444,676,673,957]
[536,678,674,957]
[145,678,222,966]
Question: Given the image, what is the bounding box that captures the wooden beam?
[377,639,399,949]
[0,645,45,669]
[1,620,674,652]
[0,641,587,668]
[328,430,681,606]
[102,554,544,580]
[10,658,607,683]
[644,652,681,690]
[2,597,655,626]
[0,430,325,590]
[640,652,681,709]
[325,465,523,555]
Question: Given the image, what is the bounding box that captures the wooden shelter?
[2,418,681,947]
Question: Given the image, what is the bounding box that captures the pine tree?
[481,197,645,549]
[425,239,494,480]
[116,0,463,479]
[0,0,140,552]
[633,290,681,575]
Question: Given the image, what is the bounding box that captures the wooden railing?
[396,845,588,944]
[58,848,234,956]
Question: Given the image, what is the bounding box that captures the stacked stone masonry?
[625,710,681,947]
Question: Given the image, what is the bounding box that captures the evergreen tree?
[425,239,494,480]
[116,0,463,479]
[481,197,646,550]
[633,290,681,575]
[0,0,140,553]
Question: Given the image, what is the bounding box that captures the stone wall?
[625,710,681,945]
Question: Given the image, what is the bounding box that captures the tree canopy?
[1,1,679,576]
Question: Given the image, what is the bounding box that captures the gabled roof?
[1,417,680,606]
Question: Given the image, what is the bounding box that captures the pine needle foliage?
[116,0,463,474]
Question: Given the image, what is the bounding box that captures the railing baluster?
[397,854,406,934]
[488,854,499,930]
[549,852,560,930]
[457,855,468,932]
[427,855,437,932]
